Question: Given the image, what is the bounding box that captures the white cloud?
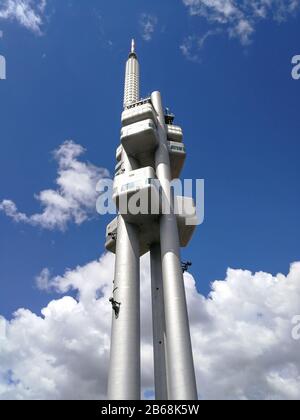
[0,141,110,231]
[182,0,299,46]
[139,13,158,42]
[35,268,51,290]
[189,263,300,399]
[0,254,300,400]
[0,0,47,34]
[180,31,219,62]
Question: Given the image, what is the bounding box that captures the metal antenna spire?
[123,38,140,108]
[131,39,135,54]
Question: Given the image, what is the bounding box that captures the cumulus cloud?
[189,263,300,399]
[182,0,299,52]
[139,13,158,41]
[0,141,110,231]
[0,0,47,34]
[0,254,300,400]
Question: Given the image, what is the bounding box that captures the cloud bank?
[0,254,299,400]
[181,0,299,60]
[0,141,109,231]
[0,0,47,34]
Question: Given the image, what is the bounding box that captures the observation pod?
[168,141,186,179]
[122,100,158,127]
[105,216,160,257]
[112,166,161,225]
[175,196,198,247]
[167,125,183,143]
[105,196,197,254]
[116,140,187,180]
[121,119,159,159]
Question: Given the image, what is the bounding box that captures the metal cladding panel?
[105,236,116,253]
[105,217,118,253]
[105,217,160,256]
[121,119,159,158]
[106,217,118,237]
[113,167,161,224]
[115,160,125,177]
[122,103,158,127]
[113,166,156,190]
[175,196,197,247]
[168,141,186,179]
[115,161,123,172]
[116,145,123,162]
[167,125,183,143]
[116,183,161,224]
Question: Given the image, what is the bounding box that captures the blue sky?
[0,0,300,318]
[0,0,300,400]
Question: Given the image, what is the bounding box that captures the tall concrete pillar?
[151,91,198,400]
[150,243,168,400]
[107,215,140,400]
[107,136,141,399]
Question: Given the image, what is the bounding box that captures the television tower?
[106,40,198,400]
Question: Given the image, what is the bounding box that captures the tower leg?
[151,91,198,400]
[108,146,141,400]
[150,244,168,400]
[107,216,140,400]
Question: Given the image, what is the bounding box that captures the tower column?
[107,149,141,400]
[151,91,198,400]
[108,40,142,400]
[150,243,168,400]
[107,41,198,401]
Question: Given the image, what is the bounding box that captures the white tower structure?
[107,41,198,400]
[123,39,140,108]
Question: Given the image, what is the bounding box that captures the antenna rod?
[131,39,135,54]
